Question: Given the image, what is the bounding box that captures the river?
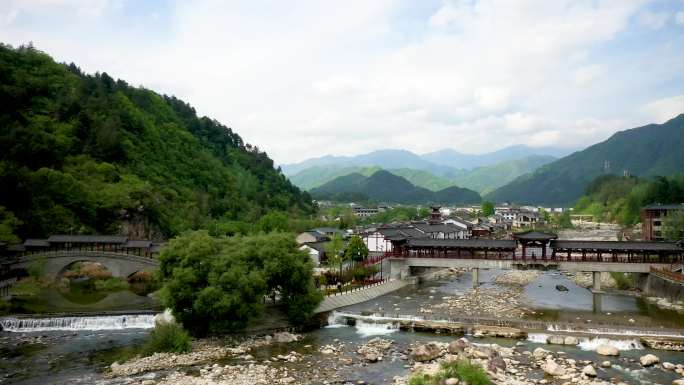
[1,269,683,384]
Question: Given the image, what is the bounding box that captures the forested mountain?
[310,170,481,204]
[287,155,555,194]
[487,115,684,205]
[0,44,313,240]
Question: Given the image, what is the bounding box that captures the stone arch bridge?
[10,250,159,280]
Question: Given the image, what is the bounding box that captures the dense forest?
[487,114,684,205]
[573,175,684,226]
[0,44,314,241]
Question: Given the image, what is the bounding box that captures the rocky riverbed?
[105,328,684,385]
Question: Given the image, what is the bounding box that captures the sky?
[2,0,684,165]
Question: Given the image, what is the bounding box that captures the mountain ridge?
[486,114,684,205]
[310,170,481,205]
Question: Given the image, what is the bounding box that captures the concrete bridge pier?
[592,292,603,314]
[472,267,479,288]
[591,271,604,293]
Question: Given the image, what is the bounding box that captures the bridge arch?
[11,251,159,281]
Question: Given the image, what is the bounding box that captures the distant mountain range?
[310,170,481,205]
[486,114,684,205]
[287,154,556,194]
[421,145,572,170]
[280,145,574,176]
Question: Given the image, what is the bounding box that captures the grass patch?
[140,323,192,357]
[407,359,491,385]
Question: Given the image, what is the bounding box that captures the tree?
[481,201,495,217]
[158,231,322,336]
[255,211,290,233]
[325,233,345,269]
[663,207,684,241]
[0,206,21,244]
[345,235,369,262]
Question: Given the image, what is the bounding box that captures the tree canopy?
[157,231,322,336]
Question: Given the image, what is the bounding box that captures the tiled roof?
[47,235,128,244]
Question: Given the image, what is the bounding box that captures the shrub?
[140,323,192,356]
[610,272,635,290]
[10,277,43,297]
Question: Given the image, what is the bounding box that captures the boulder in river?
[542,359,566,376]
[532,347,550,360]
[563,336,579,345]
[555,285,569,292]
[596,344,619,356]
[673,379,684,385]
[448,338,469,354]
[411,342,444,362]
[639,354,659,366]
[582,364,597,377]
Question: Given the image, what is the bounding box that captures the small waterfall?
[527,333,551,344]
[325,311,348,328]
[326,311,400,336]
[0,314,156,332]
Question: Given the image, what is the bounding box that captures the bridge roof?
[551,240,684,252]
[406,238,517,250]
[47,235,128,244]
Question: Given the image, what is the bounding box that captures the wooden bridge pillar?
[472,267,479,288]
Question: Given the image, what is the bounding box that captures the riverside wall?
[636,272,684,302]
[314,279,408,313]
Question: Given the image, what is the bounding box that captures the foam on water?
[577,337,643,351]
[354,320,399,337]
[0,314,156,332]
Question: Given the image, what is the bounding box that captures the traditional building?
[641,204,684,241]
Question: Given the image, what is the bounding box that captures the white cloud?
[0,0,681,163]
[642,95,684,123]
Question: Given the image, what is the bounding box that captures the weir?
[0,313,157,332]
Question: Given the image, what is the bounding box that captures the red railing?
[650,267,684,282]
[383,250,683,264]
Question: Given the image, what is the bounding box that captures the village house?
[641,204,684,241]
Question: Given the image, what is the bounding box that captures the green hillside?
[487,115,684,205]
[388,168,456,191]
[310,170,481,204]
[0,44,313,240]
[452,155,556,194]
